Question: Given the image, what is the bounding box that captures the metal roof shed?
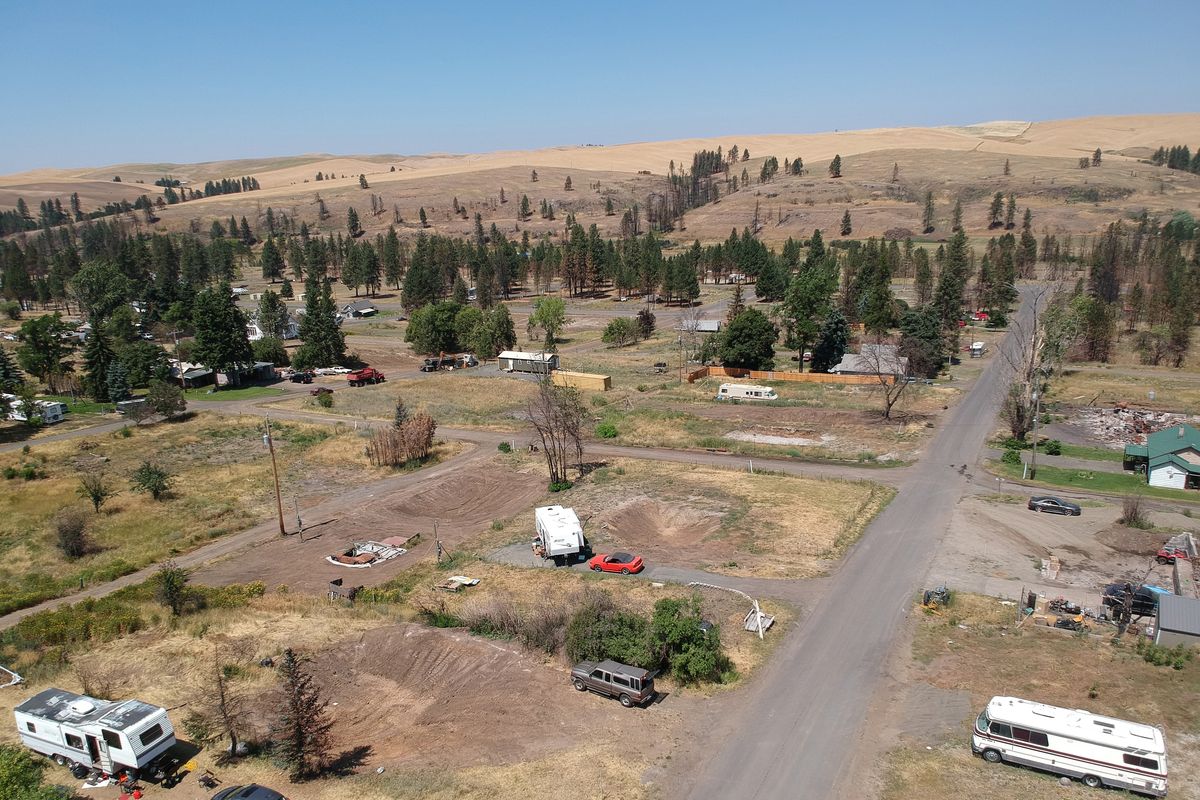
[1154,592,1200,648]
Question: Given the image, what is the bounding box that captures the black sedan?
[212,785,288,800]
[1027,496,1081,515]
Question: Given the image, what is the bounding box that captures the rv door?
[86,734,102,766]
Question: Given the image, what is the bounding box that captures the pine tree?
[239,216,254,244]
[272,648,334,782]
[810,311,850,373]
[499,186,507,204]
[922,191,936,234]
[0,347,23,393]
[82,325,116,402]
[1003,158,1011,176]
[260,237,284,282]
[258,289,289,339]
[418,207,428,228]
[726,283,746,323]
[1091,148,1102,166]
[989,193,1004,228]
[294,276,346,369]
[347,207,362,237]
[605,196,614,216]
[105,361,131,402]
[1005,194,1017,230]
[530,169,538,182]
[891,162,900,182]
[358,174,368,189]
[280,278,294,299]
[913,249,933,306]
[840,210,852,236]
[790,157,803,176]
[564,176,573,191]
[951,198,963,232]
[828,154,842,178]
[933,229,970,328]
[192,284,253,386]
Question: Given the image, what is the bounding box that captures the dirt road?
[679,288,1037,800]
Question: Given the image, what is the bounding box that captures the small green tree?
[155,561,190,616]
[528,296,568,351]
[810,310,849,373]
[105,361,131,402]
[840,210,852,236]
[602,317,640,348]
[828,154,842,178]
[76,470,117,513]
[718,308,777,370]
[0,742,71,800]
[358,174,369,189]
[347,207,362,237]
[131,461,174,500]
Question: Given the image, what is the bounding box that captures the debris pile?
[1071,407,1200,446]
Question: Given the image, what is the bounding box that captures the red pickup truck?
[347,367,386,387]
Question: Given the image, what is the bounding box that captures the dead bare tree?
[527,379,585,488]
[995,286,1076,440]
[860,344,910,420]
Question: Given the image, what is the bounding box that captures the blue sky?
[1,0,1196,173]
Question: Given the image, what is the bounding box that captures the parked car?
[310,386,333,397]
[1156,546,1190,565]
[289,370,314,384]
[1101,583,1160,618]
[571,659,655,708]
[1027,496,1081,516]
[212,785,289,800]
[587,552,644,575]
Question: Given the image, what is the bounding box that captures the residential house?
[1124,424,1200,490]
[340,299,378,319]
[246,314,301,341]
[829,344,909,378]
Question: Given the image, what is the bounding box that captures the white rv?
[533,505,589,566]
[972,696,1167,796]
[3,396,67,425]
[14,688,176,779]
[715,383,778,402]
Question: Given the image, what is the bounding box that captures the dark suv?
[571,659,655,707]
[1101,583,1160,618]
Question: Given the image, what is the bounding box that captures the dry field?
[877,593,1200,800]
[1050,367,1200,415]
[483,456,893,579]
[0,413,385,612]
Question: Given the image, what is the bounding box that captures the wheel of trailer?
[573,678,586,692]
[53,754,67,766]
[619,693,634,708]
[1082,774,1102,789]
[981,749,1001,764]
[621,568,630,575]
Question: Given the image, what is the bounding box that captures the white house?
[340,299,378,318]
[247,315,301,341]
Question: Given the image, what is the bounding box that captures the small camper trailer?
[14,688,176,779]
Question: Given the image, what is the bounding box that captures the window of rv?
[1011,727,1049,747]
[102,729,122,749]
[1123,754,1160,771]
[64,733,85,750]
[138,724,164,748]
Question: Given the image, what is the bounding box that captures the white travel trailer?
[972,696,1167,796]
[715,383,778,402]
[533,505,589,566]
[14,688,176,779]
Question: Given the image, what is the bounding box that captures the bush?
[54,509,91,559]
[0,300,21,320]
[130,461,174,500]
[999,436,1029,450]
[316,392,333,408]
[548,480,573,492]
[1043,439,1063,456]
[1001,448,1022,465]
[595,422,618,439]
[497,442,512,454]
[1119,495,1150,529]
[564,589,653,668]
[650,596,731,684]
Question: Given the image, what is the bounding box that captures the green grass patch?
[184,386,286,401]
[42,396,114,415]
[990,459,1200,502]
[1055,442,1124,463]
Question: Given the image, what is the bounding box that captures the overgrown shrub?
[497,442,512,453]
[1134,639,1194,670]
[548,480,573,492]
[1001,448,1022,465]
[1043,439,1063,456]
[564,589,653,668]
[316,392,333,409]
[1119,495,1150,529]
[130,461,174,500]
[53,508,91,559]
[595,422,618,439]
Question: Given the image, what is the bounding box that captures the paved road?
[680,289,1036,800]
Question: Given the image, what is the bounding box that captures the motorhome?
[14,688,176,779]
[972,696,1166,796]
[3,396,67,425]
[533,505,589,566]
[715,383,778,402]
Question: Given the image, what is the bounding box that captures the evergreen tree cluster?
[202,176,261,197]
[1150,145,1200,173]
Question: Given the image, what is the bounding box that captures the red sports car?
[588,552,644,575]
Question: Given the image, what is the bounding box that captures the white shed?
[1149,463,1188,489]
[498,350,559,374]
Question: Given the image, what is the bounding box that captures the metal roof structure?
[15,688,162,731]
[1157,592,1200,636]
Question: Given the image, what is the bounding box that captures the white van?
[972,696,1167,796]
[715,383,778,402]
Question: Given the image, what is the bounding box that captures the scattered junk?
[653,362,669,374]
[326,541,406,568]
[0,663,23,687]
[922,586,951,610]
[686,581,774,639]
[434,575,480,593]
[1039,556,1061,580]
[15,688,177,782]
[327,578,363,602]
[969,341,985,358]
[1074,406,1200,449]
[533,505,590,566]
[715,383,778,402]
[972,696,1168,796]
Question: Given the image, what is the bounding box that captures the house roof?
[498,350,557,362]
[343,299,377,312]
[1144,425,1200,475]
[830,344,908,376]
[1157,592,1200,636]
[15,688,163,730]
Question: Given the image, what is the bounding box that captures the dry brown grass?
[1050,367,1200,414]
[885,593,1200,800]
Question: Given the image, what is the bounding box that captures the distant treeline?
[0,194,155,236]
[1150,145,1200,173]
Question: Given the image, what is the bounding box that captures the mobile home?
[533,505,589,565]
[498,350,559,374]
[715,383,778,402]
[14,688,176,779]
[972,695,1166,796]
[3,396,67,425]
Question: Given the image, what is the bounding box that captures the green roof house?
[1124,424,1200,490]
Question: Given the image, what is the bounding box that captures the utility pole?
[1029,389,1041,480]
[263,416,286,536]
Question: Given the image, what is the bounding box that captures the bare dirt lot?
[194,454,545,592]
[928,492,1181,606]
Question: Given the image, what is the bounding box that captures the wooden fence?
[686,366,892,386]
